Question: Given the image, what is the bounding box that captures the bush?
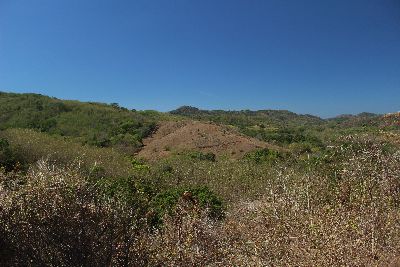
[0,138,17,171]
[147,198,226,266]
[0,128,133,178]
[130,158,150,172]
[0,160,151,266]
[244,148,282,163]
[187,151,216,162]
[0,160,227,266]
[1,133,400,266]
[151,186,224,225]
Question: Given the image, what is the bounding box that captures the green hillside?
[0,92,168,153]
[1,92,396,156]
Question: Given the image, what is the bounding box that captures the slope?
[137,120,281,160]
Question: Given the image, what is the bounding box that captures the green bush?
[130,158,151,172]
[0,138,17,171]
[151,186,224,224]
[188,151,216,162]
[244,148,282,163]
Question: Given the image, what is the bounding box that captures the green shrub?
[97,176,149,210]
[0,138,17,171]
[188,151,216,162]
[130,158,150,172]
[244,148,282,163]
[151,186,224,225]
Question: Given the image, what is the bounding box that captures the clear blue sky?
[0,0,399,117]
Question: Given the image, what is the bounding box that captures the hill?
[327,112,381,127]
[170,105,324,127]
[137,120,280,160]
[0,92,167,153]
[1,92,398,158]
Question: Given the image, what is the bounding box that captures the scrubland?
[1,92,400,266]
[1,132,400,266]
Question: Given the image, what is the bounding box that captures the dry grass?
[0,128,132,177]
[146,136,400,266]
[1,135,399,266]
[0,160,150,266]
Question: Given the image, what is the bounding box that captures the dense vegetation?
[1,92,399,266]
[0,92,168,153]
[170,105,324,127]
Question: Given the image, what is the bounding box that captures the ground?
[137,120,280,160]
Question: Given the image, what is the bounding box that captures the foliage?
[0,160,151,266]
[1,92,400,265]
[147,199,225,266]
[0,92,161,152]
[0,138,17,171]
[0,128,133,177]
[1,132,400,266]
[187,151,216,162]
[170,105,324,127]
[151,136,400,266]
[130,158,151,172]
[151,186,224,226]
[244,148,283,163]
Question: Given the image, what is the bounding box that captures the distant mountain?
[170,105,201,114]
[329,112,379,120]
[327,112,382,127]
[170,106,324,128]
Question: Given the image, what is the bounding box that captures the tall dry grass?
[1,135,399,266]
[146,136,400,266]
[0,160,150,266]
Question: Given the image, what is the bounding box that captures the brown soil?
[137,120,279,160]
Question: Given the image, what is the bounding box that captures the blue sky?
[0,0,399,117]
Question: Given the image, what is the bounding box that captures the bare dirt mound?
[137,120,279,160]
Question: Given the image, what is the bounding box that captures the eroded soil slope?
[137,120,278,160]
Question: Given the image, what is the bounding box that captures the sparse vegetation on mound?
[137,120,281,160]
